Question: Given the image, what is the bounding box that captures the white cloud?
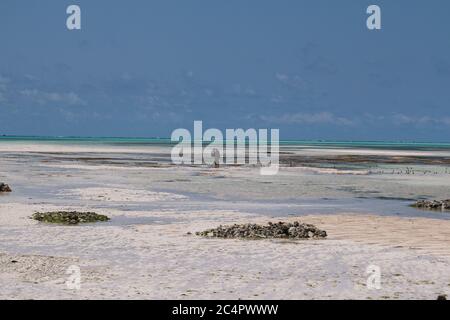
[275,73,289,82]
[275,73,307,89]
[231,84,257,97]
[260,112,355,126]
[392,113,450,126]
[20,89,86,106]
[24,74,39,81]
[260,112,450,127]
[270,95,284,104]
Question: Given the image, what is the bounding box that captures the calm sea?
[1,136,450,151]
[0,136,450,150]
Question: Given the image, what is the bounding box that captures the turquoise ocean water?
[1,135,450,150]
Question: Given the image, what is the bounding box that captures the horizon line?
[2,134,450,145]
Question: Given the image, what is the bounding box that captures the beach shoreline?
[1,140,450,299]
[1,205,449,299]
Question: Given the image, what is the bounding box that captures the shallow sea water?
[1,139,450,224]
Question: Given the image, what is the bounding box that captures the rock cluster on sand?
[0,183,11,192]
[412,200,450,211]
[196,221,327,239]
[31,211,110,225]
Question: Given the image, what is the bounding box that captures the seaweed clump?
[196,221,327,240]
[31,211,110,225]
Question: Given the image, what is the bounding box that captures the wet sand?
[1,141,450,299]
[1,202,449,300]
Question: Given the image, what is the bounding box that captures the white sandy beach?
[1,142,450,299]
[1,202,450,299]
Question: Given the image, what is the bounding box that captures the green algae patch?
[31,211,110,225]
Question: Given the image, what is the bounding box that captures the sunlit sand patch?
[38,163,171,171]
[294,166,369,175]
[0,252,79,283]
[291,214,450,257]
[1,201,450,299]
[61,187,188,202]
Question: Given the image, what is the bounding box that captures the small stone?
[0,183,12,193]
[437,294,447,300]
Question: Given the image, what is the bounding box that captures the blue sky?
[1,0,450,140]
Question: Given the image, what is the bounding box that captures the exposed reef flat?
[280,154,450,167]
[31,211,110,225]
[412,199,450,211]
[196,221,327,239]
